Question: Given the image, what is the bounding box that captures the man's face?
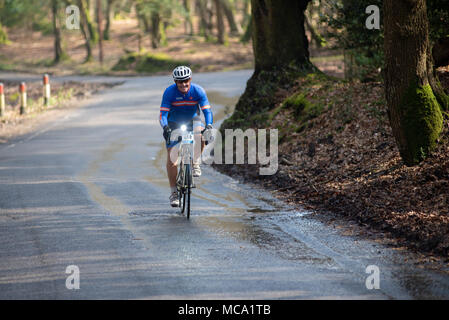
[175,78,191,94]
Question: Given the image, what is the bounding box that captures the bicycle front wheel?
[177,161,185,213]
[184,163,191,219]
[181,187,186,213]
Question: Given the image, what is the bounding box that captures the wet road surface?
[0,70,449,299]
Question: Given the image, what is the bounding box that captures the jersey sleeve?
[159,88,172,128]
[196,85,213,125]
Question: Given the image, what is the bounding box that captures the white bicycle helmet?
[172,66,192,81]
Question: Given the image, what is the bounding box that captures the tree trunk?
[96,0,103,63]
[135,2,150,34]
[135,3,145,52]
[103,0,115,40]
[252,0,312,72]
[78,0,94,62]
[206,0,214,36]
[150,12,161,49]
[80,23,93,62]
[196,0,211,39]
[52,0,65,64]
[428,39,449,111]
[220,0,242,35]
[384,0,444,165]
[305,14,323,48]
[79,0,98,44]
[183,0,194,35]
[214,0,226,44]
[221,0,314,131]
[241,0,251,28]
[240,14,252,43]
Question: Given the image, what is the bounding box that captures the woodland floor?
[0,18,254,75]
[0,18,342,76]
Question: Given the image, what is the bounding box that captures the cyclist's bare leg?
[194,126,205,165]
[166,146,179,188]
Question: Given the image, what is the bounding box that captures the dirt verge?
[0,80,121,145]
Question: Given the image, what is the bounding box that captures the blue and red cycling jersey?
[159,83,213,128]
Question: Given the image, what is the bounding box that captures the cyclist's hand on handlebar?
[163,125,172,143]
[201,124,213,134]
[201,124,214,145]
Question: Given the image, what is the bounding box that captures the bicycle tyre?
[182,187,186,213]
[184,163,191,219]
[177,161,185,213]
[186,184,191,219]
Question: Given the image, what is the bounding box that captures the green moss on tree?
[400,81,443,164]
[282,92,324,122]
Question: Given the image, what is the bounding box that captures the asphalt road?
[0,70,449,299]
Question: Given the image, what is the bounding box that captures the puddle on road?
[195,215,333,265]
[246,207,279,214]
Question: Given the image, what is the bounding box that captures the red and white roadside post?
[0,83,5,117]
[43,74,50,107]
[19,82,27,115]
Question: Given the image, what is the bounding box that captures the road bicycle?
[169,121,212,219]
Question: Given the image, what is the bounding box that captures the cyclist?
[159,66,213,207]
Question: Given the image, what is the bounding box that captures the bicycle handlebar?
[169,128,213,145]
